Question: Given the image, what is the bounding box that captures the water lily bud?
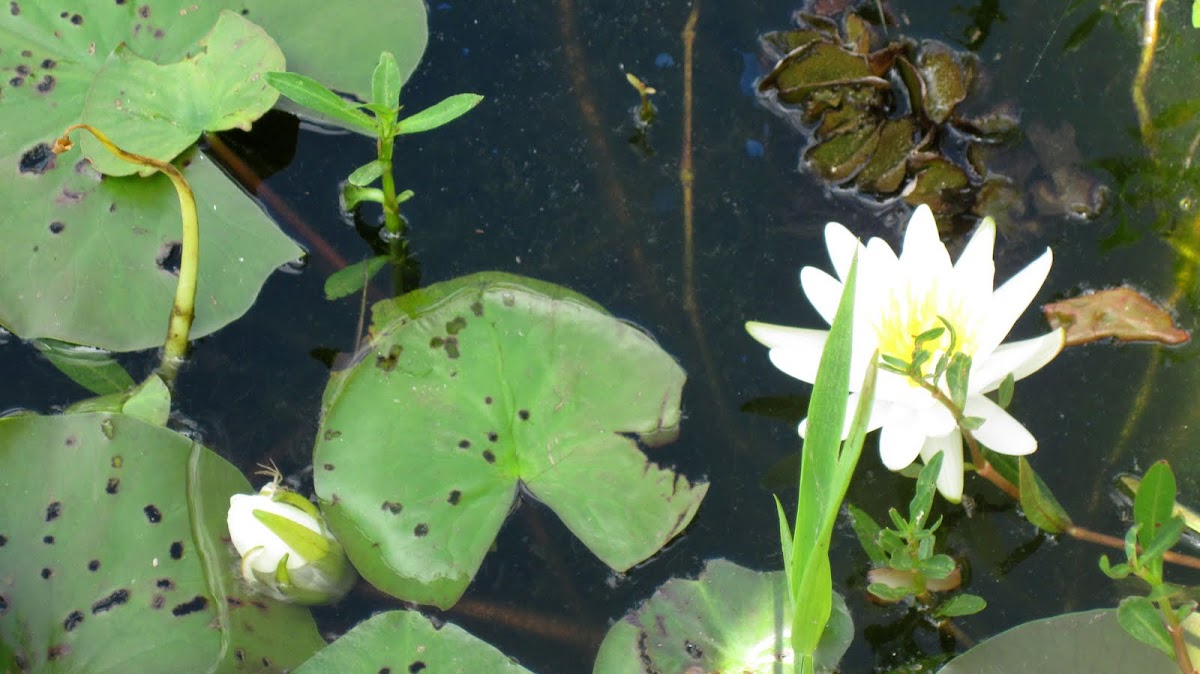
[227,482,356,605]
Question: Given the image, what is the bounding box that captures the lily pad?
[294,610,533,674]
[0,2,304,350]
[762,42,887,105]
[314,272,707,609]
[79,11,284,177]
[1043,287,1190,346]
[0,411,324,671]
[938,609,1186,673]
[805,122,881,183]
[592,559,854,674]
[914,41,974,125]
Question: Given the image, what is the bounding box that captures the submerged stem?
[53,124,198,386]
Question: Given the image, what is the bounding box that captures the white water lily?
[746,205,1064,502]
[227,481,356,605]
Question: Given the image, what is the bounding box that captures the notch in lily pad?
[314,272,708,609]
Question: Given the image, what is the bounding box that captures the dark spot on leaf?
[0,595,6,615]
[429,337,444,348]
[444,337,460,359]
[57,188,83,204]
[70,14,81,25]
[91,589,129,614]
[143,504,162,523]
[262,658,272,668]
[169,541,183,559]
[58,10,66,17]
[47,644,69,660]
[171,595,207,616]
[251,599,269,611]
[471,301,484,316]
[45,501,61,521]
[48,221,64,234]
[9,2,17,16]
[109,202,116,212]
[116,0,126,4]
[381,501,402,515]
[323,429,342,441]
[151,594,165,609]
[105,477,119,494]
[36,75,53,93]
[448,490,461,505]
[111,455,123,468]
[156,241,182,275]
[138,4,149,17]
[19,143,54,174]
[42,535,54,544]
[484,396,493,404]
[63,610,83,631]
[380,669,391,674]
[153,28,163,38]
[518,409,530,421]
[323,463,335,471]
[9,76,23,87]
[41,568,52,579]
[376,344,402,371]
[445,316,467,334]
[414,523,429,537]
[156,578,174,590]
[235,648,245,661]
[330,493,341,505]
[487,431,499,442]
[409,662,427,673]
[458,439,470,449]
[227,597,244,608]
[19,49,30,57]
[685,640,703,658]
[41,58,55,69]
[0,534,6,546]
[64,435,76,447]
[501,292,515,307]
[15,64,28,75]
[482,450,496,463]
[87,560,100,572]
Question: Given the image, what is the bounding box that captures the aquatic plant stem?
[377,136,405,237]
[54,124,197,386]
[1132,0,1164,154]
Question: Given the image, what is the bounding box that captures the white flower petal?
[975,248,1053,358]
[973,329,1065,393]
[800,266,843,325]
[745,322,829,384]
[825,222,863,282]
[879,413,927,470]
[920,432,965,502]
[899,204,952,280]
[951,217,996,307]
[228,491,322,565]
[963,395,1037,456]
[918,402,957,437]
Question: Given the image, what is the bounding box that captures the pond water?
[5,1,1200,671]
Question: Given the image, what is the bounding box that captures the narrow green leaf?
[910,452,944,529]
[960,415,985,431]
[266,71,376,135]
[919,554,956,580]
[774,495,794,595]
[1135,461,1178,551]
[1098,555,1131,579]
[1117,596,1173,657]
[347,160,386,187]
[946,353,972,409]
[33,339,135,396]
[980,447,1019,485]
[936,594,987,618]
[342,185,386,211]
[1194,0,1200,28]
[868,583,915,602]
[398,93,484,134]
[1141,516,1185,564]
[325,256,390,300]
[1064,10,1103,52]
[1019,457,1073,534]
[371,51,403,108]
[881,354,910,370]
[846,504,887,566]
[914,327,945,344]
[997,373,1015,408]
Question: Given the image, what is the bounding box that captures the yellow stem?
[54,124,198,385]
[1132,0,1164,154]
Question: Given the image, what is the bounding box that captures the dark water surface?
[6,1,1200,671]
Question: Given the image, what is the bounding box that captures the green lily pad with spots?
[294,610,533,674]
[314,272,707,609]
[592,559,854,674]
[78,11,284,177]
[0,0,427,351]
[0,411,325,672]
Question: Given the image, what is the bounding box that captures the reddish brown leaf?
[1043,287,1190,346]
